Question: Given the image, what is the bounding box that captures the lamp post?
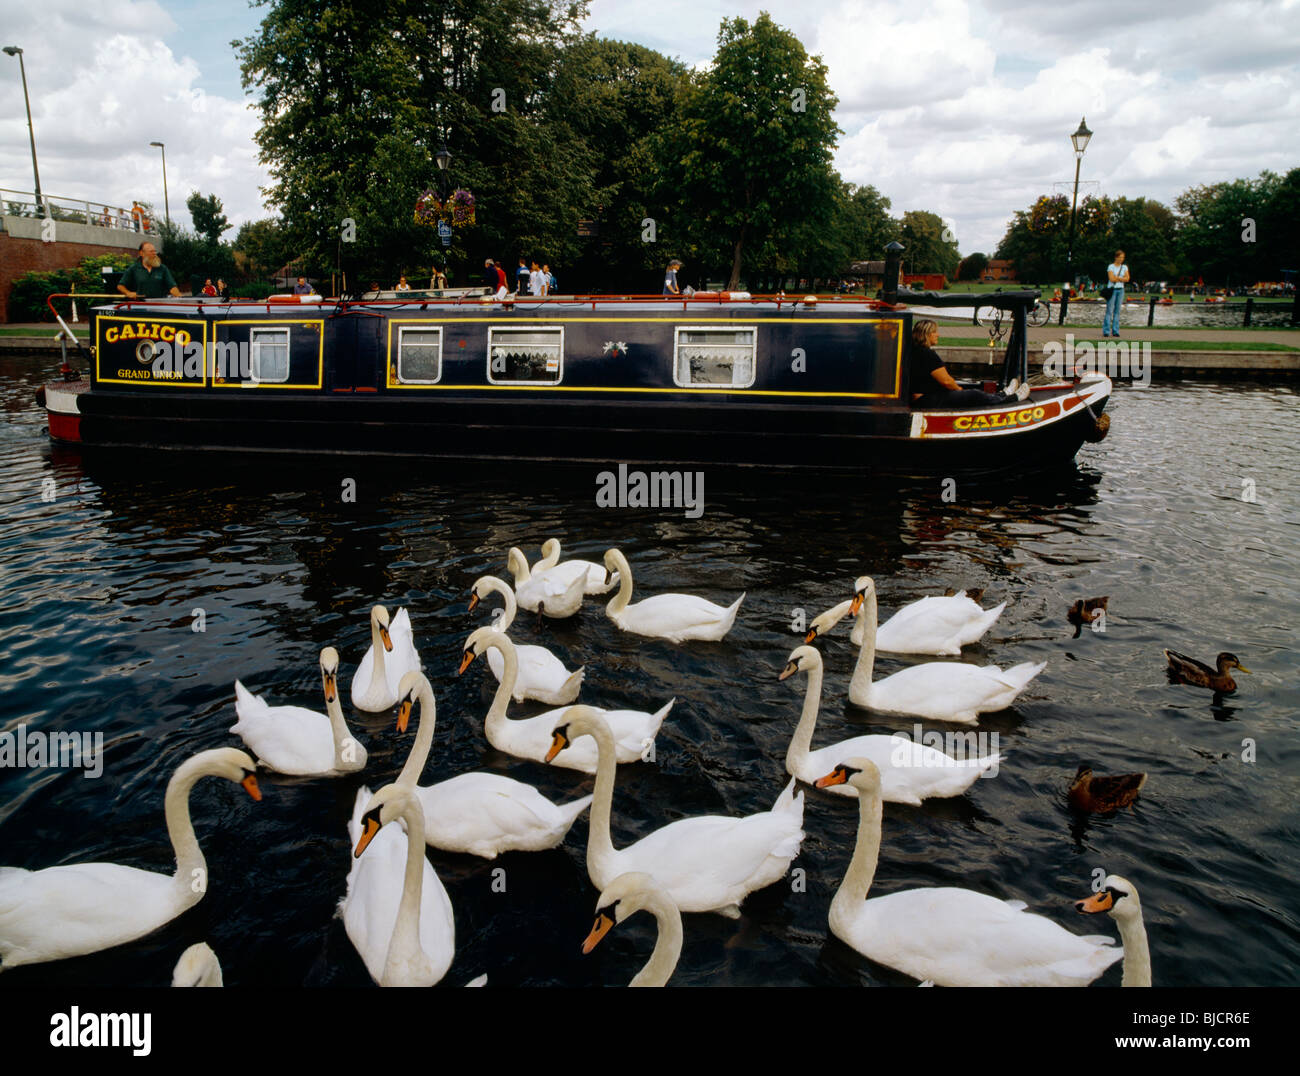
[1060,116,1092,325]
[149,141,170,227]
[3,46,44,218]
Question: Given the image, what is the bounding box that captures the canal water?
[0,352,1296,987]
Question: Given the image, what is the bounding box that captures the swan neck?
[849,592,878,696]
[386,799,428,980]
[1117,910,1152,987]
[163,757,207,891]
[494,578,517,633]
[483,636,517,739]
[324,672,355,766]
[370,612,388,685]
[834,781,883,916]
[787,661,823,770]
[606,555,633,615]
[630,898,683,987]
[584,720,620,874]
[397,680,436,787]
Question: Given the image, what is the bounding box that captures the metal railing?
[1,187,161,234]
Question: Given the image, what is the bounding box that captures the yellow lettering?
[1033,407,1045,420]
[160,326,175,343]
[953,416,971,430]
[176,330,190,346]
[105,327,119,343]
[119,325,136,341]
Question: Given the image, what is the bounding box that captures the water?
[1,352,1297,987]
[1042,300,1292,329]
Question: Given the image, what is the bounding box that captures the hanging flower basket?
[1028,194,1069,235]
[414,187,475,228]
[414,189,442,227]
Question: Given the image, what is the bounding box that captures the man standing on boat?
[116,241,181,299]
[294,276,313,295]
[664,258,682,295]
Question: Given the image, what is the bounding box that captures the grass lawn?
[942,336,1300,351]
[0,326,89,337]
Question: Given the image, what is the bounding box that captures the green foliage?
[8,252,135,321]
[157,220,237,291]
[900,210,959,277]
[232,218,296,281]
[187,192,232,244]
[957,252,988,281]
[1175,172,1281,284]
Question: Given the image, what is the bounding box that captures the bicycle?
[977,299,1050,329]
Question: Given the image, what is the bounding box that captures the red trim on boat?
[48,411,82,443]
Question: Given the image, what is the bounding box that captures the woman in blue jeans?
[1103,250,1129,337]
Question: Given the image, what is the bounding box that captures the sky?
[1,0,1297,257]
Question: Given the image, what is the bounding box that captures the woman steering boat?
[909,319,1031,409]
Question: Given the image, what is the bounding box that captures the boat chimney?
[883,241,904,304]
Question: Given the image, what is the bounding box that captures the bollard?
[1244,296,1253,327]
[882,241,903,304]
[1293,286,1300,327]
[1058,281,1070,325]
[1148,296,1156,327]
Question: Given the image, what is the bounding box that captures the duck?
[1068,765,1146,813]
[506,547,587,618]
[582,872,683,987]
[602,548,744,643]
[351,605,422,712]
[172,942,223,987]
[342,783,455,987]
[469,575,584,704]
[0,748,261,969]
[545,707,804,917]
[1075,875,1152,986]
[230,647,367,775]
[1164,649,1250,693]
[459,627,672,773]
[823,577,1045,723]
[390,670,592,858]
[808,587,1005,656]
[535,538,618,595]
[1067,596,1109,628]
[779,645,1001,804]
[816,759,1124,986]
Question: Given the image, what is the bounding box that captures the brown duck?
[1164,650,1250,693]
[1068,765,1146,813]
[1067,596,1108,627]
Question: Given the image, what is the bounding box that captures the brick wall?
[0,233,141,322]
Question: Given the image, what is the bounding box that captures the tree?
[900,210,959,277]
[1175,173,1280,285]
[957,252,988,281]
[658,12,841,290]
[187,192,231,244]
[233,218,295,281]
[1261,167,1300,279]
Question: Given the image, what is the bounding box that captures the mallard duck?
[1068,765,1146,813]
[1067,597,1109,627]
[1164,650,1250,693]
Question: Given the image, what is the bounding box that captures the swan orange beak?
[379,626,393,653]
[582,911,614,954]
[323,672,337,705]
[1075,891,1114,914]
[241,773,262,801]
[778,660,798,681]
[815,767,848,789]
[457,648,476,675]
[803,628,818,644]
[354,814,381,858]
[544,728,569,764]
[849,592,864,616]
[396,698,412,733]
[468,591,481,613]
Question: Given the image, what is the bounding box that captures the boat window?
[397,326,442,383]
[249,327,290,383]
[487,327,563,384]
[674,327,757,388]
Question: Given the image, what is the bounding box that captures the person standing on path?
[1103,250,1130,338]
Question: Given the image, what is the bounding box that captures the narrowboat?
[37,263,1110,477]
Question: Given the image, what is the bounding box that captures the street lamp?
[149,140,170,227]
[1060,116,1092,324]
[3,46,44,218]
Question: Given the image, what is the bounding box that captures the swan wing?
[799,736,999,804]
[617,593,744,641]
[382,608,423,696]
[230,683,335,774]
[869,661,1044,721]
[877,596,1002,655]
[417,773,589,854]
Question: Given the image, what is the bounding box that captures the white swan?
[390,670,592,858]
[459,627,672,773]
[1075,875,1152,986]
[470,575,584,704]
[0,748,260,969]
[830,577,1044,723]
[342,783,455,987]
[810,589,1005,656]
[172,942,223,987]
[582,872,682,987]
[535,538,618,595]
[351,605,422,712]
[817,758,1124,986]
[779,645,1001,804]
[506,547,587,618]
[546,707,804,917]
[230,647,367,775]
[603,548,744,643]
